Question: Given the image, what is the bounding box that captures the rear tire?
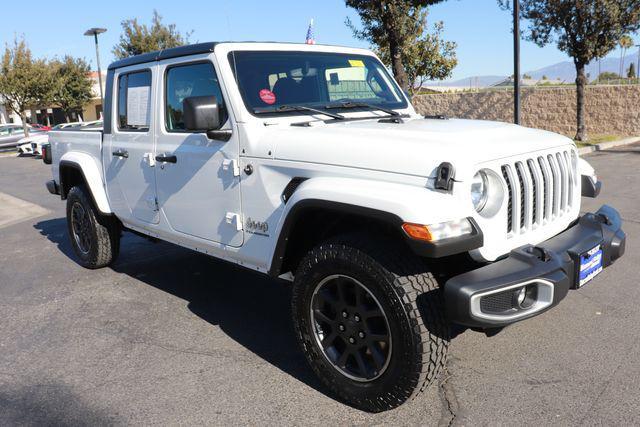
[66,185,120,269]
[291,234,449,412]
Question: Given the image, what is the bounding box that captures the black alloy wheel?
[310,274,392,382]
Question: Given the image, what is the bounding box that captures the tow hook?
[528,246,551,262]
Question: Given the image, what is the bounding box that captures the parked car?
[30,123,52,131]
[45,42,626,413]
[0,125,44,149]
[17,122,89,155]
[17,133,49,156]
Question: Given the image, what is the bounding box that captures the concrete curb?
[578,136,640,155]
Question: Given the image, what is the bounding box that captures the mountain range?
[442,49,640,87]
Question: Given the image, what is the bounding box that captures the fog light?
[515,287,526,307]
[513,284,538,309]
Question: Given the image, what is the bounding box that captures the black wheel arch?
[268,199,407,278]
[58,160,108,216]
[268,199,484,278]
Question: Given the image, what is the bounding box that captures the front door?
[154,58,243,247]
[104,67,159,225]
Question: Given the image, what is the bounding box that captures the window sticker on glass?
[127,86,150,126]
[259,89,277,105]
[348,59,365,67]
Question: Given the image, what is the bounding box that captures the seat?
[272,77,300,104]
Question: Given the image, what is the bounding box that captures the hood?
[271,118,574,178]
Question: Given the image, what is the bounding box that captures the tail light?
[42,144,52,165]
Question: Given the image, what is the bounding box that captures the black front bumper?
[445,205,626,328]
[46,179,60,195]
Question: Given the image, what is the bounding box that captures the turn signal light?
[402,223,433,241]
[402,218,473,242]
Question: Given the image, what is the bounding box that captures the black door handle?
[155,154,177,164]
[112,149,129,158]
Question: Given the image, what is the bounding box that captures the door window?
[165,62,226,132]
[117,70,152,132]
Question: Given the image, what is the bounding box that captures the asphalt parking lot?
[0,144,639,425]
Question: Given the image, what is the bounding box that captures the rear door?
[104,66,159,225]
[154,56,243,247]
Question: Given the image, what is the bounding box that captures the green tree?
[113,10,192,59]
[345,0,456,92]
[499,1,640,141]
[0,37,51,137]
[619,34,634,77]
[50,56,94,122]
[375,20,457,94]
[628,62,637,79]
[598,71,620,82]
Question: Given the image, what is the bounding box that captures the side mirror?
[183,95,224,131]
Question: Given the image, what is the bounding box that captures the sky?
[1,0,638,81]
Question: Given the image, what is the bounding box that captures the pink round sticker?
[259,89,276,105]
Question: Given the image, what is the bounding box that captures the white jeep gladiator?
[43,42,626,412]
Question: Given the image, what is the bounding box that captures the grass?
[574,134,622,148]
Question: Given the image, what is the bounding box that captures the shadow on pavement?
[34,218,327,397]
[0,381,119,425]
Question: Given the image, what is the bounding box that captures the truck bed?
[49,129,103,185]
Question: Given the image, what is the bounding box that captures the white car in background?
[17,121,103,156]
[17,132,51,155]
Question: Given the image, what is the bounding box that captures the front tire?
[291,235,449,412]
[66,185,120,269]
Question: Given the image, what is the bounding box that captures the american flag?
[305,19,315,45]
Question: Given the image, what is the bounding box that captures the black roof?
[108,42,218,70]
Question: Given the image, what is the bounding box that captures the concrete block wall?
[413,85,640,137]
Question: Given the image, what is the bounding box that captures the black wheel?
[66,185,120,269]
[292,235,450,412]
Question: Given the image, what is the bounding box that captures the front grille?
[501,150,577,236]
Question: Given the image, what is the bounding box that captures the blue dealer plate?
[578,244,603,288]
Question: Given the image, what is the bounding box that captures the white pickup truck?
[44,42,626,412]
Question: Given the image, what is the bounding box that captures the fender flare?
[59,152,112,214]
[267,177,481,276]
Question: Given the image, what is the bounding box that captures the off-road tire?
[66,185,120,269]
[291,234,450,412]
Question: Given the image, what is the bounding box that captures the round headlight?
[471,171,489,212]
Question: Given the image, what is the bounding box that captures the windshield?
[229,51,408,115]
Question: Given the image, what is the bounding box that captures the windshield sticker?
[348,59,365,67]
[259,89,276,105]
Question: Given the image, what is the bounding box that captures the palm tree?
[619,35,634,78]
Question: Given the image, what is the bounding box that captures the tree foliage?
[499,0,640,141]
[629,62,637,79]
[113,10,192,59]
[0,37,51,136]
[345,0,457,92]
[619,34,634,76]
[598,71,620,81]
[50,56,94,122]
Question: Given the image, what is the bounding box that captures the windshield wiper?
[254,105,345,120]
[325,101,400,117]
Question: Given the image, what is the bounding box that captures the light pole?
[636,45,640,80]
[513,0,521,125]
[84,28,107,112]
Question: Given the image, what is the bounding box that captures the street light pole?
[636,45,640,80]
[513,0,521,125]
[84,28,107,114]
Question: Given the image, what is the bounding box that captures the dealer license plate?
[578,244,603,288]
